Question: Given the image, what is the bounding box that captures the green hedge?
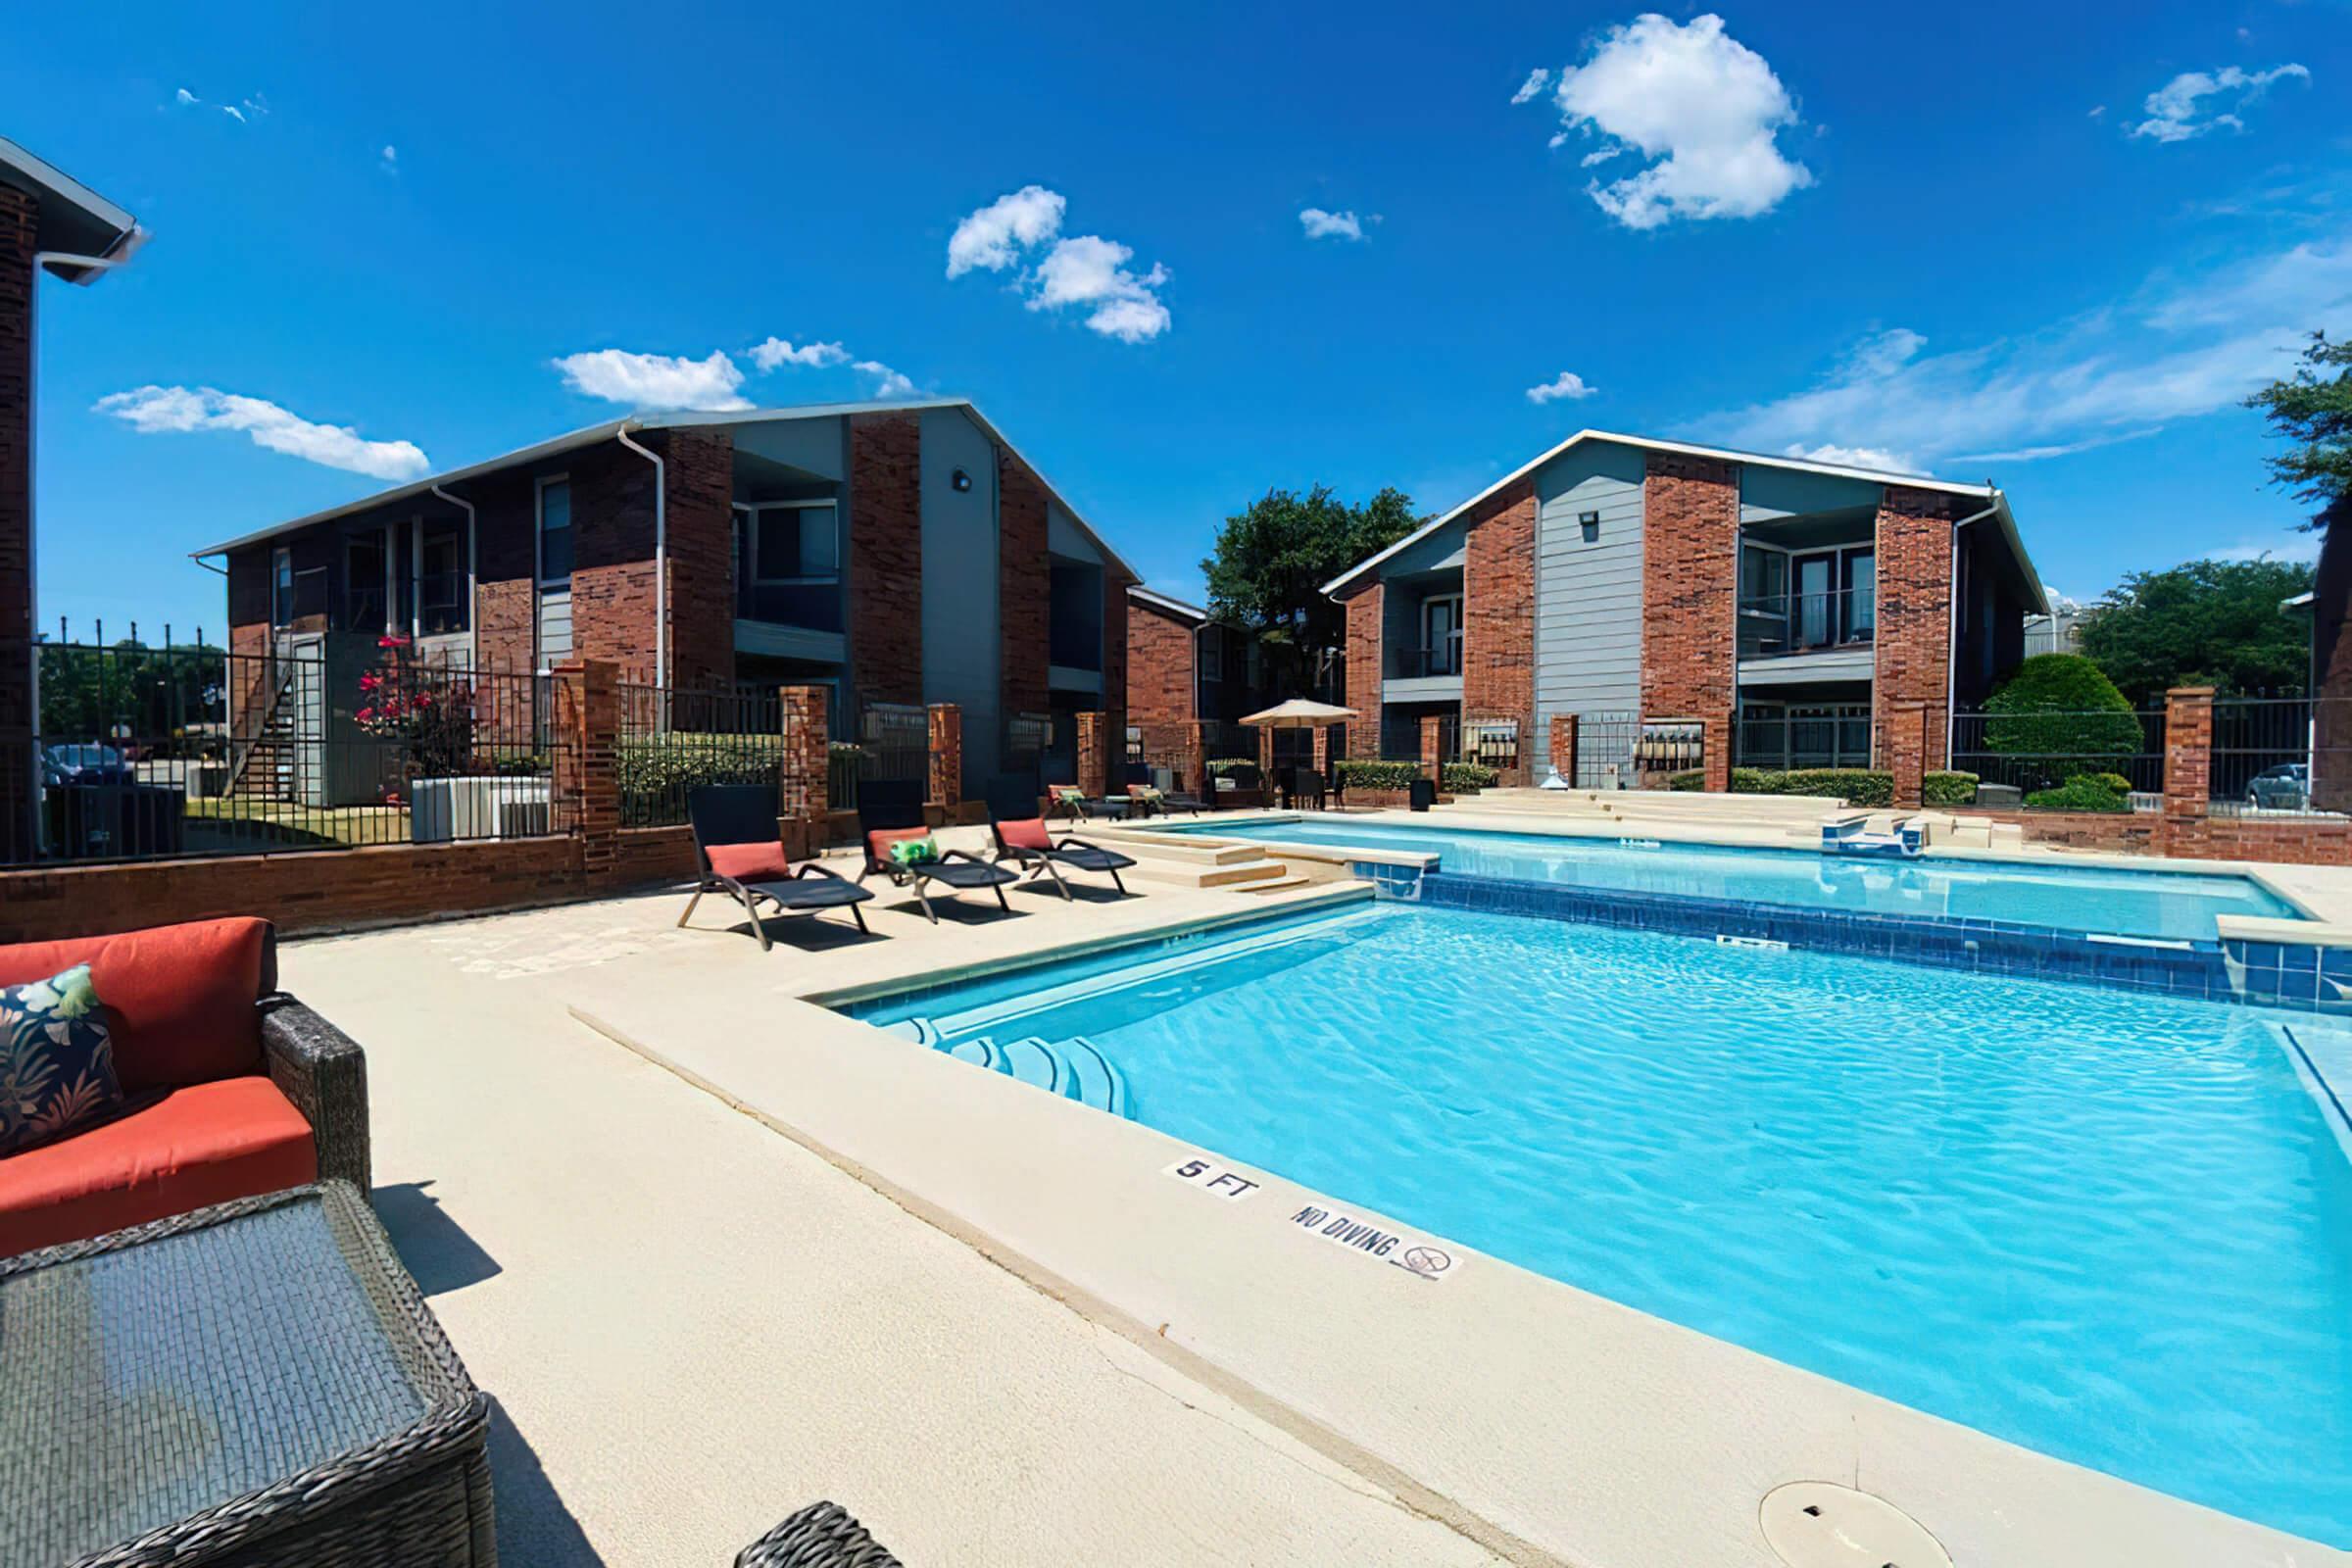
[1982,655,2143,788]
[1205,758,1262,786]
[1442,761,1499,793]
[1335,759,1422,791]
[615,732,783,826]
[1667,766,1981,808]
[2025,774,2132,812]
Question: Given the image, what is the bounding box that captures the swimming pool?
[1158,816,2301,941]
[852,904,2352,1545]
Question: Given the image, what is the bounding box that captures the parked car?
[2247,762,2310,810]
[40,743,133,787]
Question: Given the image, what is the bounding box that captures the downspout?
[1943,488,2004,767]
[429,483,477,668]
[613,424,665,702]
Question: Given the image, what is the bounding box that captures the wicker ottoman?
[0,1181,493,1568]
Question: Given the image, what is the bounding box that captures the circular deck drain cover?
[1760,1482,1952,1568]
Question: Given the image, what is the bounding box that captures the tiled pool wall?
[1349,859,2347,1011]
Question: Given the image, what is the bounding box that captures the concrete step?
[1240,874,1315,894]
[1105,835,1271,866]
[1128,856,1290,890]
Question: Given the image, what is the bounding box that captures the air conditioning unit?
[411,776,555,843]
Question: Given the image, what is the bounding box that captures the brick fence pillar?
[1420,714,1444,783]
[554,660,619,881]
[2162,686,2216,858]
[778,685,829,823]
[1888,701,1929,809]
[1702,713,1732,794]
[1548,713,1579,787]
[1076,710,1105,798]
[927,702,961,810]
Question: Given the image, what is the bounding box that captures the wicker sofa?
[0,917,368,1256]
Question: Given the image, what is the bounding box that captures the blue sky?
[11,1,2351,643]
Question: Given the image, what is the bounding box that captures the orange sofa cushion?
[708,842,790,882]
[0,918,269,1093]
[997,816,1054,852]
[0,1075,317,1255]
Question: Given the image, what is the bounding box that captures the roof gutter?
[32,223,148,286]
[612,424,666,696]
[430,483,478,668]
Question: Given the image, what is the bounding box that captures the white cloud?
[1696,231,2352,472]
[2130,63,2309,143]
[379,145,398,175]
[749,337,850,371]
[1510,68,1552,105]
[1540,13,1812,230]
[2213,533,2322,564]
[173,87,266,123]
[1525,370,1597,404]
[945,187,1171,342]
[1298,207,1366,241]
[1785,442,1919,474]
[94,386,429,480]
[854,360,917,399]
[552,349,750,411]
[1945,428,2163,466]
[946,185,1067,277]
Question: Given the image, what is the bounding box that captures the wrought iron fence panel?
[615,680,783,828]
[1948,707,2165,802]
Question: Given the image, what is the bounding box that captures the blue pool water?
[1161,817,2301,940]
[854,905,2352,1544]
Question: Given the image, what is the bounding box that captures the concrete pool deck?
[551,851,2345,1568]
[281,868,1507,1567]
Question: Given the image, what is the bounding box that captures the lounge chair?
[1120,764,1201,817]
[1048,784,1132,822]
[986,773,1136,899]
[681,785,873,950]
[857,777,1017,923]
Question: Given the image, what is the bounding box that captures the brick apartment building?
[1322,430,2049,786]
[1124,585,1269,730]
[1,138,145,860]
[194,400,1138,797]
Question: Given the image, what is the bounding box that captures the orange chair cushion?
[708,842,790,882]
[998,817,1054,852]
[0,1075,317,1255]
[0,918,269,1093]
[866,827,932,865]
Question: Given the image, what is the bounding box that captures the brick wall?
[1342,584,1383,759]
[658,427,736,692]
[568,442,660,682]
[0,187,31,861]
[999,452,1050,721]
[851,414,922,708]
[1874,485,1958,770]
[1462,480,1538,783]
[1126,597,1197,725]
[1640,453,1740,729]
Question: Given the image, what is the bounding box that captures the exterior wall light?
[951,468,973,492]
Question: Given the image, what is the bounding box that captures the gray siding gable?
[1534,440,1645,779]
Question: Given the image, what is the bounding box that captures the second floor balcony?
[1739,582,1875,660]
[1386,636,1463,680]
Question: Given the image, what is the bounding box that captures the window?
[1199,628,1223,683]
[344,531,388,633]
[1421,593,1463,676]
[1739,543,1788,606]
[271,547,294,628]
[419,521,467,635]
[537,477,572,584]
[741,503,838,583]
[1841,549,1875,640]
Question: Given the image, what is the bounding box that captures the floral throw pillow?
[2,964,122,1155]
[888,834,942,867]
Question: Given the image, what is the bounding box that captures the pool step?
[932,1031,1129,1116]
[1107,836,1272,867]
[1241,873,1314,894]
[1128,855,1291,890]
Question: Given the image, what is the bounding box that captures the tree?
[1983,655,2145,791]
[2245,331,2352,509]
[1200,484,1420,695]
[2075,558,2315,703]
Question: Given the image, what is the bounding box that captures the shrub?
[1922,770,1980,807]
[1442,761,1499,793]
[1332,758,1421,791]
[2025,773,2132,812]
[2085,771,2134,796]
[1205,757,1262,787]
[615,732,783,825]
[1983,655,2143,788]
[1667,769,1704,792]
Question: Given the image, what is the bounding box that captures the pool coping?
[560,918,2346,1568]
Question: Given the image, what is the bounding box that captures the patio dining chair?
[986,772,1136,900]
[737,1500,905,1567]
[682,785,873,951]
[856,777,1018,924]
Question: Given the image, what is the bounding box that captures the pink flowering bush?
[355,636,476,795]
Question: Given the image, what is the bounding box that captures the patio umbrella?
[1240,698,1358,727]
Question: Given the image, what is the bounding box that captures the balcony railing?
[1049,623,1102,671]
[1385,640,1463,679]
[1738,586,1875,659]
[736,579,844,634]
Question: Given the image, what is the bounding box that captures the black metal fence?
[1735,704,1873,772]
[9,639,568,866]
[2210,694,2352,817]
[1565,710,1638,788]
[1949,707,2166,802]
[615,681,782,828]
